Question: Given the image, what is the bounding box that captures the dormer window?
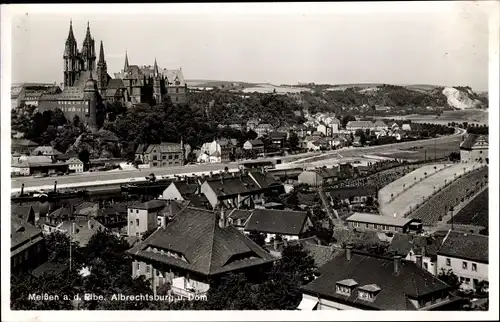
[358,284,381,302]
[336,279,358,296]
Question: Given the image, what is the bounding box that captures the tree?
[438,268,461,291]
[248,231,266,248]
[78,149,90,166]
[289,133,299,151]
[341,115,356,129]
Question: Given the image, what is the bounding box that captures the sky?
[7,2,492,91]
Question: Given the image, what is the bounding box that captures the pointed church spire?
[66,19,76,43]
[124,50,129,70]
[153,58,159,76]
[86,21,91,36]
[98,41,106,64]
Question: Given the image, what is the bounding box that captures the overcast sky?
[8,2,491,91]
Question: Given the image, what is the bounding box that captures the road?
[11,128,465,192]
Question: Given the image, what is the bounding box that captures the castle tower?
[153,58,162,104]
[84,72,99,132]
[63,20,80,88]
[96,40,108,95]
[124,49,130,71]
[81,21,96,72]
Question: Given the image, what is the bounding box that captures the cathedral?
[38,20,187,131]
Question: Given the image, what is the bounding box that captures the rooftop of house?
[346,121,374,128]
[249,171,281,189]
[248,139,264,146]
[311,167,340,179]
[388,233,444,258]
[11,216,43,255]
[373,120,388,127]
[135,144,148,154]
[244,209,309,235]
[301,250,452,310]
[346,212,416,227]
[11,139,39,148]
[31,146,62,156]
[127,207,276,276]
[145,143,183,154]
[129,199,168,211]
[66,157,83,165]
[438,231,488,264]
[58,219,105,247]
[171,181,199,197]
[328,187,377,200]
[460,134,488,150]
[11,205,35,223]
[204,175,262,197]
[269,131,287,140]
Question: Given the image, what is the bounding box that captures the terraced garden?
[448,188,489,229]
[408,166,488,225]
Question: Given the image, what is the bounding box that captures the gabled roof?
[145,143,182,154]
[11,216,43,254]
[204,175,261,197]
[106,78,125,89]
[172,181,199,197]
[248,139,264,146]
[460,134,488,150]
[438,231,488,264]
[32,146,62,156]
[269,131,287,140]
[388,234,443,258]
[248,171,281,189]
[373,120,387,127]
[135,144,148,154]
[127,207,276,276]
[244,209,309,235]
[301,251,451,310]
[66,157,83,165]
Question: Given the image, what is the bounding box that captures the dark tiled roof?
[269,131,287,140]
[460,134,488,150]
[205,176,261,197]
[32,146,62,156]
[130,199,168,211]
[388,234,443,258]
[248,139,264,146]
[185,194,209,208]
[346,213,414,227]
[145,143,182,154]
[127,207,276,276]
[11,216,43,252]
[172,181,198,196]
[328,187,377,200]
[11,205,35,221]
[135,144,148,154]
[438,231,488,264]
[249,171,281,189]
[106,78,125,89]
[228,209,253,222]
[244,209,309,235]
[302,251,451,310]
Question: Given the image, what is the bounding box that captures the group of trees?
[11,230,318,310]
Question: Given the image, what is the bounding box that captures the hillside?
[442,87,487,110]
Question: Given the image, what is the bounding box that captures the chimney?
[416,254,423,268]
[21,183,24,197]
[72,222,76,235]
[54,180,57,192]
[394,255,402,273]
[346,243,353,261]
[218,207,227,228]
[209,171,213,179]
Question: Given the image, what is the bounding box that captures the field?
[242,84,311,94]
[376,109,489,125]
[379,163,476,217]
[449,189,489,229]
[374,140,460,161]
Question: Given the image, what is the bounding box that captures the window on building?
[146,265,150,273]
[136,210,139,214]
[358,291,374,301]
[373,224,378,229]
[153,162,157,167]
[423,262,428,270]
[176,88,179,93]
[462,261,468,270]
[472,263,477,271]
[176,97,179,102]
[460,277,465,283]
[473,278,479,285]
[446,258,451,266]
[465,278,471,284]
[336,285,351,296]
[136,219,139,226]
[136,262,140,271]
[153,155,157,161]
[162,155,166,160]
[130,221,133,225]
[169,155,173,160]
[174,155,179,159]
